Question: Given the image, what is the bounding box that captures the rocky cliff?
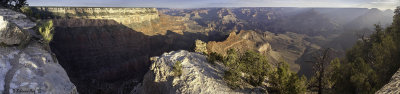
[28,7,213,93]
[376,69,400,94]
[206,30,318,72]
[49,18,210,93]
[131,50,244,94]
[30,7,159,25]
[0,8,77,94]
[31,7,211,36]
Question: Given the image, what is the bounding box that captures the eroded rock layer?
[376,69,400,94]
[30,7,159,25]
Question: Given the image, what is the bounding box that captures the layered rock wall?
[30,7,159,25]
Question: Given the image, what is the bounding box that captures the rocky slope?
[0,8,77,94]
[207,30,319,72]
[376,69,400,94]
[131,50,245,94]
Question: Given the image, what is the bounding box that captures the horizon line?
[29,6,391,10]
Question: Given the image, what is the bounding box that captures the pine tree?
[332,6,400,93]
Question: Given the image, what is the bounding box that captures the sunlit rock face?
[0,8,77,94]
[30,7,159,25]
[131,50,245,94]
[0,9,34,46]
[0,42,78,94]
[30,7,211,36]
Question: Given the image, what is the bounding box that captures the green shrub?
[219,49,307,93]
[206,52,223,64]
[173,61,183,77]
[269,61,307,94]
[222,49,271,88]
[20,6,32,17]
[224,69,241,88]
[38,20,54,44]
[240,51,270,86]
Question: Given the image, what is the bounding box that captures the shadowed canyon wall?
[50,19,208,94]
[31,7,210,94]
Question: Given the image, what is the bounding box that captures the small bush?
[222,49,271,89]
[20,6,32,17]
[38,20,54,44]
[206,52,223,64]
[173,61,183,77]
[269,61,307,94]
[224,69,241,88]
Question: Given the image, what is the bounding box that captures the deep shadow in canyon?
[49,19,211,94]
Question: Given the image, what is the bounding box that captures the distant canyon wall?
[30,7,159,26]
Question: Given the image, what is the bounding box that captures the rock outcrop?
[0,8,77,94]
[131,50,242,94]
[194,39,208,54]
[376,69,400,94]
[207,30,312,72]
[0,9,35,45]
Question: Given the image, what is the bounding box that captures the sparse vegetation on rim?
[38,20,54,44]
[173,61,183,77]
[210,48,307,93]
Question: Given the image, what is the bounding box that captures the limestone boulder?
[0,16,29,45]
[131,50,243,94]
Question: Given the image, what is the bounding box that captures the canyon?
[0,8,77,94]
[28,7,395,93]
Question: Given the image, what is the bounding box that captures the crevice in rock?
[2,51,21,94]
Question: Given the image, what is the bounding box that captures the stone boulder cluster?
[0,8,77,94]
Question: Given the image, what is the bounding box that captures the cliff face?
[131,50,243,94]
[49,18,209,93]
[31,7,159,25]
[0,8,77,94]
[376,69,400,94]
[206,30,316,72]
[28,7,213,93]
[31,7,211,36]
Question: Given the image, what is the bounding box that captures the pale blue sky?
[27,0,399,9]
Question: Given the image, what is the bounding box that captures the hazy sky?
[27,0,399,9]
